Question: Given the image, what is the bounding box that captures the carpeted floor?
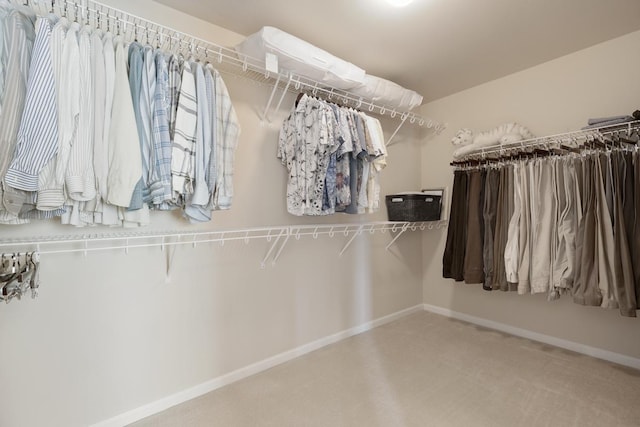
[130,311,640,427]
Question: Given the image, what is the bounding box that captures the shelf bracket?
[268,73,293,122]
[165,243,178,283]
[385,223,410,251]
[261,73,282,123]
[339,225,364,256]
[270,228,292,266]
[385,113,409,147]
[260,228,286,269]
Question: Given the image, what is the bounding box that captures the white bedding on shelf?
[235,26,366,90]
[350,74,423,111]
[235,26,424,111]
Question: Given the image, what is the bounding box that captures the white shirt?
[107,36,143,208]
[99,31,120,225]
[66,25,96,203]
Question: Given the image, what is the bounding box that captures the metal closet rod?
[40,0,444,135]
[465,120,640,160]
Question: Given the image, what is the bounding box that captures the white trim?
[90,304,423,427]
[423,303,640,371]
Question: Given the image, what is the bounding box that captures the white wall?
[0,1,429,426]
[421,30,640,360]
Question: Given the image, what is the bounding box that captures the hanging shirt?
[171,59,197,206]
[36,17,68,212]
[98,31,120,225]
[211,67,240,210]
[184,61,211,223]
[107,36,143,208]
[4,16,57,214]
[203,65,217,208]
[364,115,387,213]
[278,94,337,216]
[126,41,147,212]
[167,54,182,142]
[334,107,354,211]
[0,0,16,114]
[149,50,173,208]
[0,8,36,224]
[85,28,106,219]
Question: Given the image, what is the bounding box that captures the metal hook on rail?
[312,227,319,239]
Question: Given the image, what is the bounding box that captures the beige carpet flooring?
[130,311,640,427]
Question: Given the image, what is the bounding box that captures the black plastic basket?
[385,194,442,222]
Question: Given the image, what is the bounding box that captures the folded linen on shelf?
[235,26,424,111]
[235,26,366,90]
[350,74,423,111]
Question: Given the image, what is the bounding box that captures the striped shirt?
[36,17,68,211]
[5,16,57,200]
[171,59,197,206]
[0,0,14,114]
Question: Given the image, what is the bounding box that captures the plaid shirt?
[148,50,173,208]
[170,59,197,206]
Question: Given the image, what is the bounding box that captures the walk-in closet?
[1,0,640,426]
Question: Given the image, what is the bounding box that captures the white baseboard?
[91,304,423,427]
[423,303,640,371]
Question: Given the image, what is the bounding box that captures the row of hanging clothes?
[443,122,640,317]
[278,93,387,216]
[0,0,240,227]
[0,251,40,303]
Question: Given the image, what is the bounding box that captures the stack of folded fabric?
[582,110,640,129]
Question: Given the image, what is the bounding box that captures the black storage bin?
[385,193,442,222]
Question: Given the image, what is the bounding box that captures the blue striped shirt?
[5,17,58,193]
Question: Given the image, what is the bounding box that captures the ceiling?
[155,0,640,103]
